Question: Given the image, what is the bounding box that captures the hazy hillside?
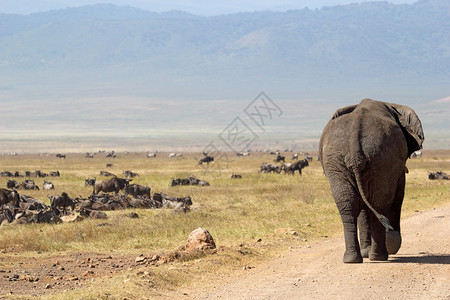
[0,0,449,98]
[0,0,449,151]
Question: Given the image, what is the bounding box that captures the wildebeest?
[280,163,292,174]
[286,159,309,175]
[412,150,423,158]
[236,151,250,156]
[17,179,40,190]
[19,195,47,211]
[123,170,139,178]
[93,177,131,195]
[1,171,14,177]
[428,171,449,180]
[197,180,210,186]
[231,173,242,179]
[125,184,151,198]
[49,192,75,215]
[100,170,115,177]
[274,155,285,163]
[199,156,214,164]
[0,207,14,224]
[0,188,20,207]
[7,179,20,188]
[160,193,192,210]
[56,153,66,159]
[169,153,182,158]
[43,180,55,190]
[31,170,48,177]
[13,171,24,177]
[85,178,96,187]
[259,163,280,173]
[49,171,60,177]
[171,176,209,186]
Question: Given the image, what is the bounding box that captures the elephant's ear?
[331,104,357,120]
[390,103,425,157]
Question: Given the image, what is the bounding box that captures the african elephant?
[319,99,424,263]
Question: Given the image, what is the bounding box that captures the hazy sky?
[1,0,419,15]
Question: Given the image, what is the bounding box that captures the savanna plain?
[0,150,449,299]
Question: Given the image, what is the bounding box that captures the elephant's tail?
[354,169,394,231]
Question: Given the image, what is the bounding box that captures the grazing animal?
[123,170,139,178]
[17,179,39,190]
[93,177,131,195]
[50,192,75,215]
[236,151,250,156]
[161,193,192,210]
[19,195,47,211]
[125,184,151,198]
[13,171,24,177]
[199,156,214,164]
[428,171,449,180]
[85,152,95,158]
[280,163,292,174]
[147,152,156,158]
[106,151,116,158]
[7,179,20,188]
[292,153,299,160]
[231,173,242,179]
[411,150,422,158]
[49,171,60,177]
[43,180,55,190]
[0,188,20,207]
[274,155,285,163]
[171,176,209,186]
[100,170,115,177]
[286,159,309,175]
[32,170,48,177]
[56,153,66,159]
[259,163,280,173]
[85,178,96,187]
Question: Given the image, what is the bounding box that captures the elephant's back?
[319,100,407,169]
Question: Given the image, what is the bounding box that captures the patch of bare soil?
[0,252,136,297]
[179,204,450,300]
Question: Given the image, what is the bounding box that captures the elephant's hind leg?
[358,208,371,258]
[331,183,363,263]
[342,220,363,263]
[368,213,389,261]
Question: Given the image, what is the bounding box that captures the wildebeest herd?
[259,159,310,175]
[1,150,442,227]
[0,172,196,226]
[10,150,443,229]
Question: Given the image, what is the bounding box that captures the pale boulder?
[185,228,216,253]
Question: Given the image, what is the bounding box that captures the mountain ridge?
[0,0,448,150]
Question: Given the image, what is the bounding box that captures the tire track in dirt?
[192,204,450,299]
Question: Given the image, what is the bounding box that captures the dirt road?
[193,204,450,300]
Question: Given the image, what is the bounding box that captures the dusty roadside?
[176,204,450,300]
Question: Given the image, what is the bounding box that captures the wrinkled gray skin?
[319,99,424,263]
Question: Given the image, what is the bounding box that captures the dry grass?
[0,150,449,298]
